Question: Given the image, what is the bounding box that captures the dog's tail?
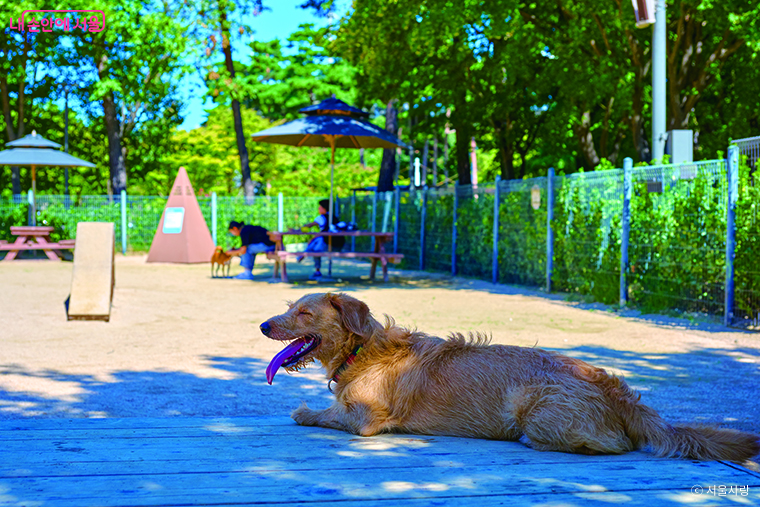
[621,397,760,462]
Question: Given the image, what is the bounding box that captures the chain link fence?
[2,139,758,329]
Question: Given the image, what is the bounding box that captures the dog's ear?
[328,293,371,338]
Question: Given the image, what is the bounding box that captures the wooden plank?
[0,415,294,431]
[10,226,55,235]
[0,461,756,506]
[114,492,760,507]
[0,453,673,479]
[0,242,75,251]
[67,222,115,321]
[0,433,593,459]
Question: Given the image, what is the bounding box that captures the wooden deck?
[1,416,759,506]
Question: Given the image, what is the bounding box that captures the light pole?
[651,0,667,162]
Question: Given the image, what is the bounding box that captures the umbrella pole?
[31,165,37,226]
[328,138,335,278]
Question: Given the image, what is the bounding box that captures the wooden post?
[724,146,739,327]
[620,158,632,306]
[493,176,501,284]
[393,186,400,254]
[420,187,427,271]
[452,186,458,276]
[546,167,555,292]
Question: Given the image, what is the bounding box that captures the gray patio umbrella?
[0,131,96,224]
[250,98,407,277]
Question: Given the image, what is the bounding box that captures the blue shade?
[0,147,96,167]
[250,115,408,149]
[6,132,62,149]
[298,97,369,118]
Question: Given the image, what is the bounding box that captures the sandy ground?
[1,254,758,434]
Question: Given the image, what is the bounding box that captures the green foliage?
[497,183,547,287]
[455,191,494,279]
[552,179,622,305]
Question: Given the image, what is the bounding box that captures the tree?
[69,0,189,195]
[239,24,358,121]
[0,0,59,195]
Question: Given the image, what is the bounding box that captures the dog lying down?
[260,292,760,462]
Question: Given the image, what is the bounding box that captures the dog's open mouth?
[265,335,321,385]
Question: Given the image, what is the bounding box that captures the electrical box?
[666,130,693,164]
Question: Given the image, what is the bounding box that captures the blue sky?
[178,0,343,131]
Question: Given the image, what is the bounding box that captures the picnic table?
[266,231,403,283]
[0,226,75,261]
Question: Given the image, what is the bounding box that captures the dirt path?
[1,255,758,433]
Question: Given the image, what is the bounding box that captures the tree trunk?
[220,8,253,198]
[454,121,471,185]
[377,99,398,192]
[103,91,127,194]
[11,167,20,195]
[494,119,514,181]
[1,64,25,196]
[421,139,429,187]
[573,110,601,168]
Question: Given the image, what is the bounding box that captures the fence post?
[120,190,127,254]
[724,145,739,327]
[277,192,284,232]
[620,158,632,306]
[546,167,555,292]
[211,192,218,245]
[452,185,458,276]
[492,176,501,284]
[351,191,356,252]
[420,187,427,271]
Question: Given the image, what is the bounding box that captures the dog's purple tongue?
[266,338,308,385]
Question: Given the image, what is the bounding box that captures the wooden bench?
[1,226,76,261]
[266,250,403,283]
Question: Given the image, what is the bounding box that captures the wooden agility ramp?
[66,222,115,322]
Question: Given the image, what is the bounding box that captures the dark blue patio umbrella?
[251,98,407,230]
[251,98,407,278]
[0,131,95,224]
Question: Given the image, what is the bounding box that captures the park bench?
[266,231,403,282]
[0,226,76,261]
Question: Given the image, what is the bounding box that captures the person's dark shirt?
[239,225,274,248]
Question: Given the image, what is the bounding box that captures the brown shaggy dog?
[260,292,760,462]
[211,246,232,278]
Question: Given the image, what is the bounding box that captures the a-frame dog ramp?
[66,222,115,322]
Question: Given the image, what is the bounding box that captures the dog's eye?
[298,310,311,316]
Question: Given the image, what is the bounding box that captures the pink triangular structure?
[146,167,215,263]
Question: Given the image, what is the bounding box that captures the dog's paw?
[291,402,317,426]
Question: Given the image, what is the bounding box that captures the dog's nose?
[260,321,271,336]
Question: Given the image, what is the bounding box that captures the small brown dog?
[211,246,232,278]
[261,292,760,462]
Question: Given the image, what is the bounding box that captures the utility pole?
[652,0,667,162]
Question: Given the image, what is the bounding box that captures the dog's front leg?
[292,402,389,436]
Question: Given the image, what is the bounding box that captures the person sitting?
[226,221,275,280]
[293,199,345,280]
